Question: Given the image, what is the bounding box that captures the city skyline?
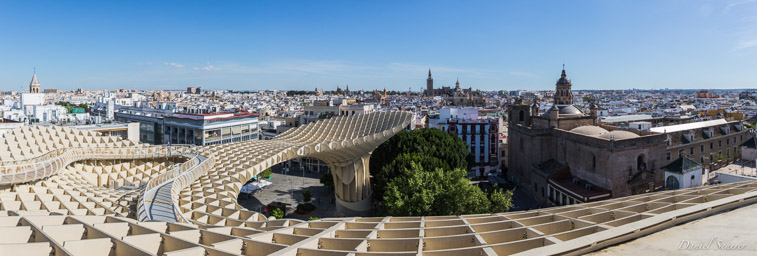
[2,1,757,91]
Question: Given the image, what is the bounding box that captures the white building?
[429,107,500,178]
[628,121,652,131]
[663,157,703,190]
[339,103,374,117]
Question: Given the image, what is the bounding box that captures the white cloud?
[736,38,757,49]
[725,0,757,14]
[164,62,184,68]
[199,62,220,71]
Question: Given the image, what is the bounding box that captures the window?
[666,152,671,160]
[701,145,704,153]
[727,139,730,145]
[710,143,713,149]
[519,110,525,122]
[637,154,646,171]
[691,175,695,180]
[719,141,722,148]
[690,147,694,155]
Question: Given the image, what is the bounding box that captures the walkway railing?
[0,145,198,185]
[136,149,214,223]
[0,144,215,223]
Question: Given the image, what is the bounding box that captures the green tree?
[371,129,472,177]
[374,153,450,200]
[714,153,727,162]
[382,163,438,216]
[382,163,512,216]
[320,173,334,190]
[303,189,312,203]
[260,168,272,179]
[270,207,284,219]
[371,129,472,201]
[308,216,319,221]
[488,187,514,213]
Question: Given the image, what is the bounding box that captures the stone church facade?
[507,69,668,207]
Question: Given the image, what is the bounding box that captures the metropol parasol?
[0,111,756,255]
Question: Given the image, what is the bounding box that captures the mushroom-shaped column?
[279,111,413,216]
[327,154,373,216]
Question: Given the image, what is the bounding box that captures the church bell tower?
[554,67,573,105]
[30,70,41,93]
[426,69,434,96]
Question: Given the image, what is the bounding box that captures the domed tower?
[554,68,573,105]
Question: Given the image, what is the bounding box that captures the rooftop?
[662,157,702,174]
[549,168,612,201]
[166,112,260,121]
[649,119,728,133]
[588,202,757,255]
[600,114,654,123]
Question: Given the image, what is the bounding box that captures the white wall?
[440,107,478,120]
[665,168,703,189]
[742,146,757,162]
[20,93,44,107]
[127,122,140,143]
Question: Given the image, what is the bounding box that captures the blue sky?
[1,0,757,91]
